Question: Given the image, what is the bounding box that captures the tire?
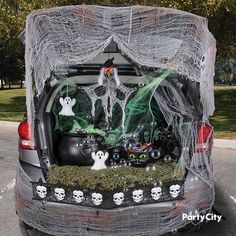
[178,220,204,233]
[19,219,52,236]
[19,220,31,236]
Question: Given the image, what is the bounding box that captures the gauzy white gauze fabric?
[24,5,216,138]
[20,5,217,235]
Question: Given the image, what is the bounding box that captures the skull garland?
[91,192,103,206]
[54,188,66,201]
[132,189,144,203]
[73,190,84,203]
[151,187,162,201]
[169,184,181,198]
[36,185,47,199]
[113,192,125,206]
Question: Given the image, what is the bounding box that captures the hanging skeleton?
[80,67,136,129]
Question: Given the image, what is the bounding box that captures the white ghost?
[59,97,76,116]
[91,151,109,170]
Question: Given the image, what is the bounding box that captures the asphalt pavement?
[0,126,235,236]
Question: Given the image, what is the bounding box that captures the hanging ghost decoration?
[97,58,120,86]
[59,97,76,116]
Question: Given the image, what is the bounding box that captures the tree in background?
[0,0,235,88]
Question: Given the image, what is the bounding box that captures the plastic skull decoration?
[143,131,150,143]
[91,192,103,206]
[153,130,160,142]
[122,134,130,146]
[131,133,139,143]
[113,192,124,205]
[151,187,162,200]
[132,189,143,203]
[36,185,47,199]
[169,184,181,198]
[73,190,84,203]
[54,188,65,201]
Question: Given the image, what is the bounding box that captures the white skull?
[153,130,160,141]
[113,192,124,205]
[151,187,162,200]
[36,185,47,199]
[123,134,130,145]
[131,133,139,142]
[132,189,143,203]
[143,131,150,143]
[92,193,103,206]
[169,184,181,198]
[73,190,84,203]
[54,188,65,201]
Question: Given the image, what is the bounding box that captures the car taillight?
[194,123,213,153]
[18,120,35,150]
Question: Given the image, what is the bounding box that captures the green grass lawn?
[210,86,236,139]
[0,87,235,139]
[0,88,26,122]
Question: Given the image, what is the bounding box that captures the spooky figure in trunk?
[97,58,120,86]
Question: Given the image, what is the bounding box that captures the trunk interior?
[35,58,202,192]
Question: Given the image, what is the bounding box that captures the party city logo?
[182,211,222,223]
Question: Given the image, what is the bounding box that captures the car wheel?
[19,219,31,236]
[19,219,52,236]
[178,220,204,233]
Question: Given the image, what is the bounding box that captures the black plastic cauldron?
[58,132,103,166]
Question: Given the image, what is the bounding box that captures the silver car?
[15,5,215,236]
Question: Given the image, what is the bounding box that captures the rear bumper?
[15,163,214,236]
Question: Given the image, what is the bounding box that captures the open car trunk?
[33,51,204,208]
